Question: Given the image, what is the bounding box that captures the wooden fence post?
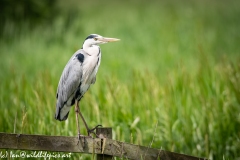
[0,132,206,159]
[96,127,112,160]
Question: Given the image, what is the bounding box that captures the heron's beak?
[99,37,120,42]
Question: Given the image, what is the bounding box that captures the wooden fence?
[0,128,206,160]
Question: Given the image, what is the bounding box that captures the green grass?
[0,0,240,159]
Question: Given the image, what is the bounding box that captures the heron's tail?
[55,104,71,121]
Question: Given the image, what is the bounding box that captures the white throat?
[83,44,100,56]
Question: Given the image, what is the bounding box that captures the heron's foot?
[87,124,102,137]
[77,133,86,147]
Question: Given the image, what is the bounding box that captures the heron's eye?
[94,38,97,41]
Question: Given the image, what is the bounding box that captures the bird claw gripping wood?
[77,133,85,148]
[87,124,102,138]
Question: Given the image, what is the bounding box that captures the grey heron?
[55,34,120,137]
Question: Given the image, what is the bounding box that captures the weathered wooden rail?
[0,129,206,160]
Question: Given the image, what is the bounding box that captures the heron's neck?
[83,44,100,56]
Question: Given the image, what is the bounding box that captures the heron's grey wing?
[55,51,84,120]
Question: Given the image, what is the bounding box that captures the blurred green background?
[0,0,240,159]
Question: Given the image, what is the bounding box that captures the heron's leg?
[75,100,84,146]
[78,104,102,137]
[75,100,81,137]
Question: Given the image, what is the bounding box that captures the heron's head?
[83,34,120,47]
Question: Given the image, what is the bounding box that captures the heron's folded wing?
[56,51,83,109]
